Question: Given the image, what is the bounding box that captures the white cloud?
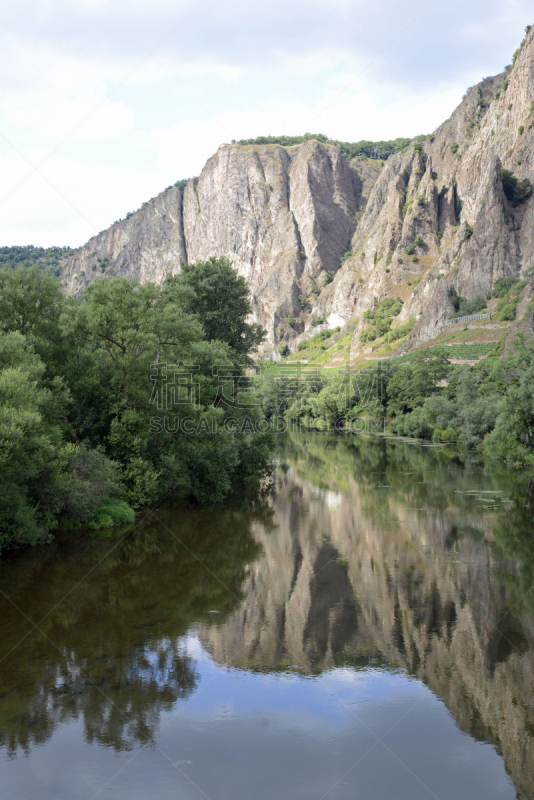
[0,0,531,245]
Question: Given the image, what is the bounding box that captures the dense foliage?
[258,335,534,466]
[236,133,423,161]
[0,245,76,276]
[0,259,272,552]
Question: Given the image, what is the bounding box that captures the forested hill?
[0,245,77,276]
[236,133,424,160]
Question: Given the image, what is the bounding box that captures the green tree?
[168,257,266,363]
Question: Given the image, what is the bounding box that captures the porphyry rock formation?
[62,28,534,357]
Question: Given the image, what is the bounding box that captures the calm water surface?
[1,433,534,800]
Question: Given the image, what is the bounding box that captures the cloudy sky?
[0,0,531,246]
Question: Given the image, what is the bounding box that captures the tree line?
[0,257,272,553]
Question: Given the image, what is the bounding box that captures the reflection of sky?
[2,633,516,800]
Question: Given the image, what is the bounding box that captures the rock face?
[62,28,534,356]
[63,141,362,349]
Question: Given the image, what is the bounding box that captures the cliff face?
[62,28,534,356]
[62,141,363,347]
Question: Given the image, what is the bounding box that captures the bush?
[501,169,533,205]
[405,243,416,255]
[414,235,424,246]
[298,294,307,308]
[417,195,426,206]
[288,317,296,328]
[87,500,135,529]
[450,294,487,318]
[297,341,309,351]
[497,302,518,321]
[450,143,459,154]
[279,344,289,356]
[519,125,525,135]
[387,318,416,342]
[491,276,522,298]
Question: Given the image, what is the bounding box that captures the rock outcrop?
[62,28,534,357]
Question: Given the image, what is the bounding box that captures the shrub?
[431,171,438,180]
[519,125,525,135]
[299,294,307,308]
[466,223,474,238]
[405,243,415,255]
[501,169,533,205]
[297,341,308,351]
[324,270,335,284]
[311,316,325,327]
[508,103,513,110]
[450,143,459,154]
[360,297,403,344]
[387,318,416,342]
[491,276,516,298]
[386,254,392,265]
[417,195,426,206]
[450,294,487,318]
[88,500,135,529]
[412,255,418,262]
[497,303,515,321]
[288,317,296,328]
[279,344,289,356]
[414,235,424,246]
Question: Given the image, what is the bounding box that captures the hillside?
[60,26,534,364]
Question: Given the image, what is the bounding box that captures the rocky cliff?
[62,27,534,358]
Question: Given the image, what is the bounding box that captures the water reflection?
[1,434,534,799]
[0,500,268,754]
[200,434,534,797]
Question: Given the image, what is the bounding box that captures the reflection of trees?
[492,477,534,609]
[0,495,270,755]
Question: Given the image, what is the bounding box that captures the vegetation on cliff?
[236,132,424,160]
[0,259,272,553]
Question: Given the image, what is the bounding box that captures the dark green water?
[1,433,534,799]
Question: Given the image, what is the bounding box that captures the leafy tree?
[386,351,451,417]
[168,257,266,363]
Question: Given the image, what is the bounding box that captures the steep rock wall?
[62,28,534,357]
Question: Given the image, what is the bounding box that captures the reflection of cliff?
[200,437,534,799]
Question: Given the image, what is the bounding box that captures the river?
[1,432,533,799]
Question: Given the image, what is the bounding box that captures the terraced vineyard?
[394,342,498,364]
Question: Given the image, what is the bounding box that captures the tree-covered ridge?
[236,133,425,160]
[0,245,77,276]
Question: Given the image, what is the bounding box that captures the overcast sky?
[0,0,531,247]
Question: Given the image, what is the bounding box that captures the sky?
[0,0,532,247]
